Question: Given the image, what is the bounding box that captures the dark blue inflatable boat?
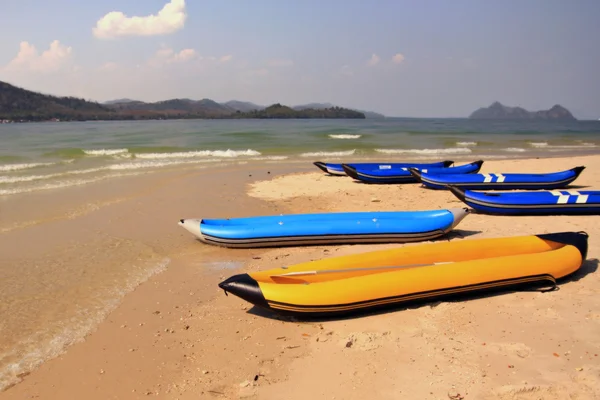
[409,166,585,190]
[449,187,600,215]
[342,160,483,184]
[313,160,453,176]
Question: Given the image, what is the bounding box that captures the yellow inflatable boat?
[218,231,588,317]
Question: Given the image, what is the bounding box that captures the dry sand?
[2,156,600,399]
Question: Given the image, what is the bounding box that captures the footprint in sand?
[486,342,532,359]
[488,384,562,400]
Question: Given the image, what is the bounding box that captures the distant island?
[469,101,577,121]
[291,102,385,119]
[0,80,374,122]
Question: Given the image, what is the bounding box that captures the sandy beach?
[1,155,600,399]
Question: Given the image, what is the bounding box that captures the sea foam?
[375,148,472,155]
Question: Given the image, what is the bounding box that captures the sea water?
[1,118,599,196]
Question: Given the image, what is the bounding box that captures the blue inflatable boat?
[179,208,469,248]
[313,160,453,176]
[409,166,585,190]
[342,160,484,184]
[449,187,600,215]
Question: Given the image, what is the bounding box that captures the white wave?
[530,142,596,150]
[0,174,60,184]
[529,142,548,148]
[504,148,527,152]
[134,149,261,159]
[0,167,200,195]
[0,172,133,195]
[0,162,55,172]
[300,150,356,157]
[328,134,362,139]
[249,156,289,161]
[83,149,129,156]
[107,159,221,170]
[375,148,472,155]
[456,141,477,146]
[549,144,597,149]
[0,159,224,185]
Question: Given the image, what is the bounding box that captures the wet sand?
[2,156,600,399]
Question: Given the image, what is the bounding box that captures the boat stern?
[218,273,270,309]
[408,168,422,181]
[448,207,470,230]
[313,161,329,173]
[341,164,360,179]
[178,219,205,241]
[448,185,467,203]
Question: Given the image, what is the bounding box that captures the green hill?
[0,81,113,121]
[0,81,365,121]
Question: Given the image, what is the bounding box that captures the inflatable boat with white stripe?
[409,166,585,190]
[449,187,600,215]
[341,160,484,184]
[313,160,454,176]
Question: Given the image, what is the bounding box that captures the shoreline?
[2,155,600,399]
[3,151,600,199]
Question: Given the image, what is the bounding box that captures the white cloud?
[150,46,197,66]
[392,53,405,64]
[3,40,73,73]
[93,0,187,39]
[266,59,293,68]
[171,48,197,63]
[219,55,233,63]
[367,53,380,66]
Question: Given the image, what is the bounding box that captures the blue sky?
[0,0,598,118]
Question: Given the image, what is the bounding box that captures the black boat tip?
[407,167,422,180]
[341,164,359,179]
[447,185,466,202]
[473,160,484,168]
[443,160,454,167]
[313,161,328,173]
[537,231,589,263]
[218,273,269,309]
[572,166,586,177]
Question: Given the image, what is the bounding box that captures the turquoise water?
[1,118,599,196]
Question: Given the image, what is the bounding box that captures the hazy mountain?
[103,98,139,105]
[469,102,577,121]
[223,100,264,112]
[109,98,233,115]
[0,81,364,121]
[293,102,385,118]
